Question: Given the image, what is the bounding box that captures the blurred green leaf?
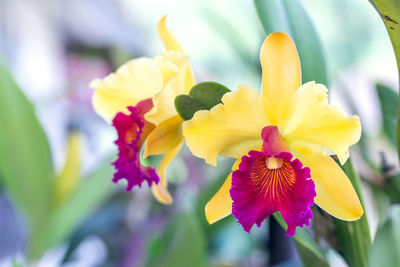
[29,163,114,258]
[370,184,391,229]
[368,205,400,266]
[376,83,398,146]
[201,8,259,72]
[273,213,329,266]
[296,243,329,267]
[382,174,400,203]
[12,259,23,267]
[0,63,53,256]
[146,211,207,267]
[368,0,400,159]
[175,82,231,120]
[334,159,371,267]
[254,0,328,85]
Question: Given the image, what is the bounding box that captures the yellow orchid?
[183,33,363,235]
[90,16,195,204]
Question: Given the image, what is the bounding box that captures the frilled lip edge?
[230,148,316,236]
[112,98,160,190]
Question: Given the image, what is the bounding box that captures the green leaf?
[174,95,207,121]
[254,0,328,86]
[175,82,231,120]
[12,259,23,267]
[0,63,53,253]
[376,83,398,146]
[334,159,371,267]
[368,205,400,266]
[273,213,329,266]
[189,82,231,109]
[28,163,114,258]
[146,211,207,267]
[368,0,400,160]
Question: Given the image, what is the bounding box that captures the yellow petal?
[157,51,195,94]
[205,160,240,224]
[158,16,183,52]
[183,85,270,166]
[152,142,183,204]
[283,82,361,165]
[156,57,180,85]
[157,17,195,92]
[145,52,194,125]
[144,116,184,158]
[296,152,363,220]
[90,57,177,122]
[54,131,81,205]
[260,33,301,126]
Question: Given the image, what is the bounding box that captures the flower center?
[124,126,140,144]
[229,125,316,236]
[265,156,283,169]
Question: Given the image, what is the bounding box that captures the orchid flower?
[183,33,363,235]
[90,16,195,204]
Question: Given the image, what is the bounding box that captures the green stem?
[334,159,371,267]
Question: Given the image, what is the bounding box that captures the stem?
[334,159,371,267]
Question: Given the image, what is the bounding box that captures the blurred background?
[0,0,399,266]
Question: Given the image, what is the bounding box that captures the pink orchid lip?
[230,126,316,236]
[112,99,160,190]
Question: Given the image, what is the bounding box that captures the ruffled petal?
[91,57,177,122]
[183,85,270,166]
[283,82,361,164]
[205,160,240,224]
[152,141,183,204]
[295,152,363,220]
[231,151,315,236]
[144,115,184,158]
[260,33,301,126]
[112,99,159,190]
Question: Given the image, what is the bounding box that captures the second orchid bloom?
[183,33,363,236]
[90,17,194,204]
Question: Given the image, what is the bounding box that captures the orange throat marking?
[252,157,296,201]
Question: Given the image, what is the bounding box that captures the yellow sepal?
[152,142,183,204]
[296,152,364,220]
[144,116,184,158]
[158,16,183,52]
[260,32,301,126]
[205,160,240,224]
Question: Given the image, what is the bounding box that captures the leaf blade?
[0,63,53,258]
[368,0,400,160]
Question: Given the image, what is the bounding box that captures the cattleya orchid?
[183,33,363,235]
[90,16,194,204]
